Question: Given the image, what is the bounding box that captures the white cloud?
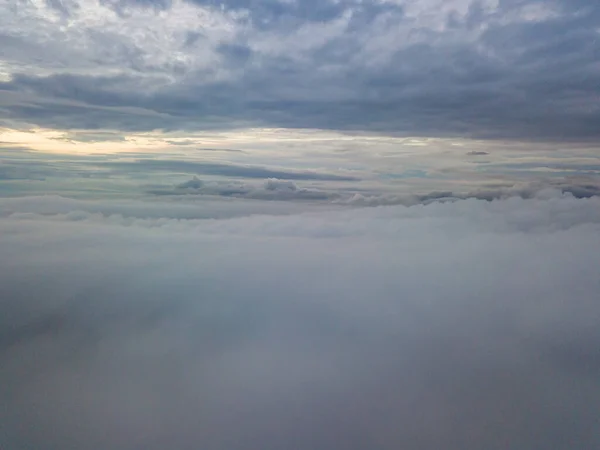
[0,0,243,80]
[1,193,600,449]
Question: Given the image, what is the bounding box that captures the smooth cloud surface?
[1,192,600,449]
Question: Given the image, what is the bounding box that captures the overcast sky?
[1,0,599,201]
[0,0,599,140]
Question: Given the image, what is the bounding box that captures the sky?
[1,0,599,139]
[1,0,600,200]
[1,0,600,448]
[1,0,600,202]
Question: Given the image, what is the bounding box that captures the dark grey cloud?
[155,176,335,201]
[102,158,360,181]
[342,178,600,207]
[467,150,489,156]
[1,194,600,449]
[0,0,598,140]
[453,180,600,201]
[165,173,600,205]
[177,175,204,189]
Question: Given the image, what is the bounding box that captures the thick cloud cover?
[104,159,359,181]
[2,192,600,449]
[1,0,599,139]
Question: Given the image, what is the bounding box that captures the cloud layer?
[1,192,600,449]
[1,0,599,139]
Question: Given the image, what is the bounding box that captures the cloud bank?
[1,192,600,449]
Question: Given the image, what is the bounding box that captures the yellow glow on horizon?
[0,127,405,155]
[0,128,173,154]
[0,126,488,157]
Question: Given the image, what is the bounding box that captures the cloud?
[55,131,128,143]
[467,150,489,156]
[159,176,334,201]
[176,175,204,189]
[1,193,600,449]
[0,0,598,140]
[264,178,297,191]
[103,159,360,181]
[337,178,600,207]
[0,194,320,220]
[165,174,600,206]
